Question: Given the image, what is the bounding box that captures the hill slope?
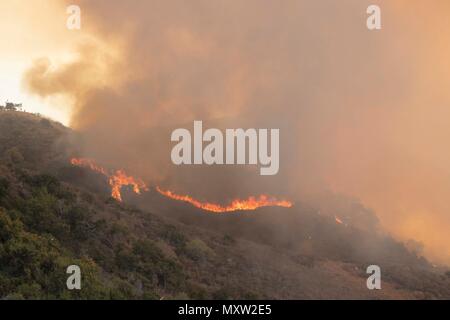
[0,111,449,299]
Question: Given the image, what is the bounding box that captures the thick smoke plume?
[23,0,450,264]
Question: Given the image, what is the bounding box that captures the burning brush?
[70,157,293,213]
[156,187,293,213]
[70,158,148,202]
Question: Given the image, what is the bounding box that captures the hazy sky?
[2,0,450,264]
[0,0,87,124]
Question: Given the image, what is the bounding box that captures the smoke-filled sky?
[3,0,450,264]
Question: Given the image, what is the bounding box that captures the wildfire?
[70,158,108,176]
[70,158,148,201]
[70,157,293,212]
[156,187,293,213]
[108,169,149,202]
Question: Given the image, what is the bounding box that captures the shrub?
[160,225,186,249]
[0,209,21,242]
[184,239,214,261]
[0,177,9,199]
[223,234,236,245]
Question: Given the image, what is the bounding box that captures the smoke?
[23,0,450,264]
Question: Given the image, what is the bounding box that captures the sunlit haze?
[2,0,450,266]
[0,0,84,125]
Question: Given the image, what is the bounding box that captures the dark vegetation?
[0,111,449,299]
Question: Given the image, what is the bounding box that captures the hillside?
[0,111,449,299]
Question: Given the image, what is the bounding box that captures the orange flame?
[109,169,149,202]
[70,158,108,176]
[70,157,293,212]
[70,158,148,201]
[156,187,293,213]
